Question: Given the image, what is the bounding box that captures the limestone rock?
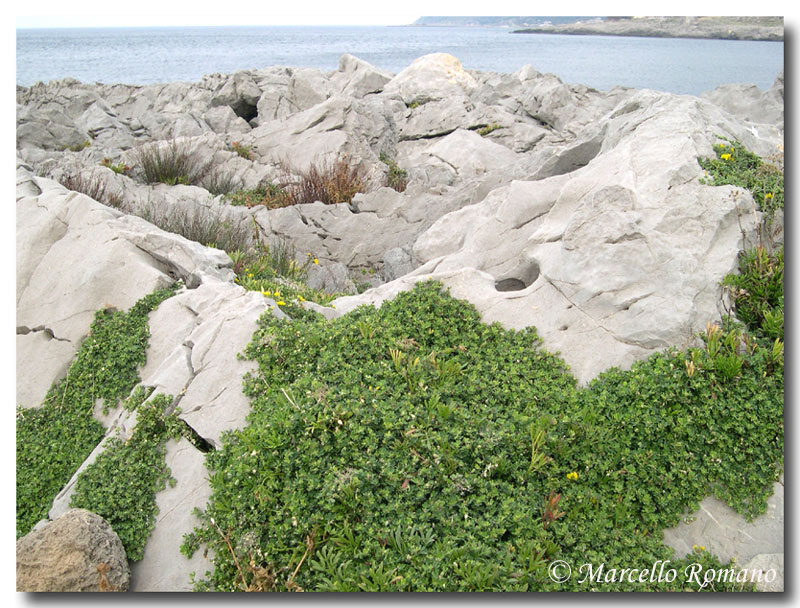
[663,479,783,565]
[306,261,357,295]
[167,282,280,448]
[741,554,783,592]
[384,53,478,105]
[17,508,130,592]
[130,438,214,591]
[331,54,393,98]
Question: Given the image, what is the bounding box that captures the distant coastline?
[511,16,784,42]
[410,16,598,28]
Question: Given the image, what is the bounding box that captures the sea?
[16,25,784,97]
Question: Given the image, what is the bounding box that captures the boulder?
[383,53,478,105]
[305,261,357,294]
[17,508,130,592]
[701,71,784,128]
[331,53,393,98]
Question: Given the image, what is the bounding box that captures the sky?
[16,1,792,29]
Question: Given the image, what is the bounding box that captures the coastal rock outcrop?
[16,52,784,591]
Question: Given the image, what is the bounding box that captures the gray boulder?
[331,53,393,98]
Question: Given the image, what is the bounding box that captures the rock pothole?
[494,258,540,292]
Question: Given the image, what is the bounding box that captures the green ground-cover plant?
[700,139,784,347]
[69,389,183,561]
[476,123,502,137]
[698,137,784,217]
[231,141,253,160]
[101,157,131,175]
[226,182,291,209]
[379,153,408,193]
[230,239,338,307]
[182,281,781,591]
[16,284,179,538]
[722,246,784,342]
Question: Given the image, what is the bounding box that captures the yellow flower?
[298,295,305,302]
[247,272,254,278]
[276,300,286,306]
[720,153,732,161]
[313,258,319,265]
[765,192,774,200]
[567,471,578,481]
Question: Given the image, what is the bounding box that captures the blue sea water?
[16,25,784,96]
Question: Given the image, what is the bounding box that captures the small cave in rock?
[494,258,540,292]
[231,100,258,123]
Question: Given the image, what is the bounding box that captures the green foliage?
[698,137,784,217]
[101,157,131,175]
[231,239,339,306]
[379,153,408,192]
[65,140,91,152]
[231,141,253,160]
[722,246,783,342]
[57,170,124,209]
[477,123,502,137]
[183,281,782,591]
[131,139,208,186]
[69,391,182,561]
[16,284,180,538]
[226,182,290,209]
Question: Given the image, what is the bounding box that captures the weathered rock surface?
[17,508,130,591]
[130,438,214,591]
[334,88,779,383]
[663,478,784,592]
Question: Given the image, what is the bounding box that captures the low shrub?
[231,141,253,160]
[722,246,783,342]
[281,156,370,205]
[182,281,781,591]
[230,239,337,307]
[101,157,131,175]
[379,153,408,192]
[130,139,208,186]
[58,170,124,209]
[698,137,784,217]
[226,182,291,209]
[136,200,252,253]
[199,167,241,196]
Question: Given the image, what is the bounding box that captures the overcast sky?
[17,1,779,29]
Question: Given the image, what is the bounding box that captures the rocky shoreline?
[513,16,784,41]
[16,53,784,591]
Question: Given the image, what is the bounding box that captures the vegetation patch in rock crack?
[15,283,180,538]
